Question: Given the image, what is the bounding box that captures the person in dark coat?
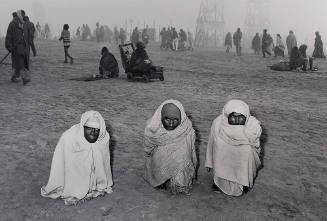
[224,32,232,53]
[233,28,242,56]
[262,29,272,58]
[23,16,37,56]
[159,27,167,49]
[131,27,139,47]
[289,45,314,71]
[142,27,149,46]
[130,41,154,74]
[99,47,119,78]
[312,32,326,59]
[5,10,31,85]
[251,33,261,55]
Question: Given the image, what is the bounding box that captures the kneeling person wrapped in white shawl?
[205,100,262,196]
[41,111,113,205]
[144,100,197,194]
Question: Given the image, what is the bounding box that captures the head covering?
[84,115,100,129]
[40,110,113,205]
[161,103,181,121]
[16,10,24,23]
[144,99,192,146]
[217,100,258,146]
[80,111,108,143]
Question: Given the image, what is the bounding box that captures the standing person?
[36,21,41,39]
[224,32,232,53]
[44,23,51,39]
[113,26,119,44]
[95,22,101,42]
[142,27,149,46]
[274,34,285,57]
[159,27,167,49]
[59,24,73,64]
[41,111,113,205]
[251,33,261,55]
[172,27,179,51]
[187,31,194,51]
[205,100,262,196]
[233,28,242,56]
[119,28,126,44]
[312,31,326,59]
[131,27,139,47]
[5,10,31,85]
[144,100,197,195]
[75,27,81,40]
[286,30,297,56]
[23,16,37,57]
[262,29,272,57]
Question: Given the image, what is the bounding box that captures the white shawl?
[41,111,113,205]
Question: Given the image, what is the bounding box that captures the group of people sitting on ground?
[159,27,193,51]
[41,99,262,205]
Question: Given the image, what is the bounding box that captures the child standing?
[59,24,73,64]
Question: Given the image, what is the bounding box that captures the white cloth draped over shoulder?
[205,100,261,196]
[41,111,113,205]
[144,99,197,189]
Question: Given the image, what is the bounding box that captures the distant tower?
[244,0,271,44]
[194,0,225,47]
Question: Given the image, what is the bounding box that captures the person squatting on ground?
[205,100,262,196]
[312,31,326,59]
[144,100,197,195]
[59,24,73,64]
[286,30,297,56]
[5,10,31,85]
[23,16,37,57]
[289,45,314,71]
[251,33,261,55]
[224,32,232,53]
[233,28,242,56]
[262,29,273,58]
[41,111,113,205]
[274,34,285,57]
[98,46,119,78]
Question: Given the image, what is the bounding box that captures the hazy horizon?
[1,0,326,50]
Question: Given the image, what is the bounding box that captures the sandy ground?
[0,39,327,221]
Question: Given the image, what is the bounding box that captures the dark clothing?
[252,35,261,54]
[274,47,284,57]
[131,29,139,46]
[5,17,30,71]
[262,33,273,57]
[289,47,307,70]
[312,35,325,58]
[130,48,153,73]
[99,52,119,77]
[160,29,167,49]
[224,33,232,47]
[233,31,242,56]
[26,21,36,56]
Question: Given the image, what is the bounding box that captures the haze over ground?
[1,0,326,50]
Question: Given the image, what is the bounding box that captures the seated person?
[289,45,314,71]
[144,99,197,195]
[99,47,119,78]
[205,100,262,197]
[41,111,113,205]
[130,41,155,74]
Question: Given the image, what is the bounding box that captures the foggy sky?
[1,0,327,49]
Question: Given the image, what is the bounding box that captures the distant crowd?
[159,27,193,51]
[224,27,325,71]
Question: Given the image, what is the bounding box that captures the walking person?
[59,24,73,64]
[5,10,31,85]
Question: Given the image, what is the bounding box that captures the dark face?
[84,126,100,143]
[228,112,246,125]
[162,115,181,131]
[161,103,181,131]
